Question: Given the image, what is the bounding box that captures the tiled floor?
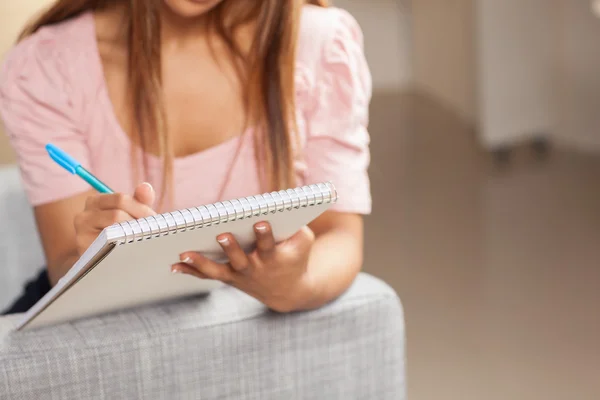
[363,91,600,400]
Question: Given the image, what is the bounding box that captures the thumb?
[133,182,156,209]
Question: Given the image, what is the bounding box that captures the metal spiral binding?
[110,182,337,244]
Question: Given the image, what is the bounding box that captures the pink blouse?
[0,6,372,214]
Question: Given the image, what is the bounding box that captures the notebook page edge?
[16,230,115,330]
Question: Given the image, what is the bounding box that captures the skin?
[34,0,364,312]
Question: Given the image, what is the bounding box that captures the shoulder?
[297,5,365,64]
[295,6,371,114]
[0,12,94,96]
[296,5,369,85]
[299,5,364,39]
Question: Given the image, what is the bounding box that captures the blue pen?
[46,143,114,194]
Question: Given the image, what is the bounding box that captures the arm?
[0,38,157,286]
[172,9,373,312]
[34,192,94,286]
[298,9,372,309]
[302,211,364,310]
[35,186,157,286]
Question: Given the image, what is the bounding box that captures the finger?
[179,252,235,284]
[283,225,315,253]
[77,209,135,230]
[93,209,136,229]
[216,234,250,272]
[254,222,276,258]
[88,193,156,219]
[133,182,156,208]
[171,263,209,279]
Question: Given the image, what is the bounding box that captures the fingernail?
[172,267,183,274]
[180,256,193,264]
[255,224,267,232]
[217,237,229,245]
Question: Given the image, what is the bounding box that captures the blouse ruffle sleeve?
[302,8,373,215]
[0,32,91,206]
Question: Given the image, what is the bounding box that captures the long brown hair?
[19,0,329,206]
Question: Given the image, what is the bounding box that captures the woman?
[0,0,372,314]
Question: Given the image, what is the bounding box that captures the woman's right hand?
[73,182,157,256]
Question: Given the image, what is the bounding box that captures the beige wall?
[0,0,52,164]
[412,0,477,123]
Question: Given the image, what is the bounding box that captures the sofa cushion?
[0,273,406,399]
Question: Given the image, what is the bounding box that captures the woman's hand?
[73,183,156,256]
[172,222,319,313]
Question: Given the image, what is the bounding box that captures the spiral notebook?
[17,182,337,330]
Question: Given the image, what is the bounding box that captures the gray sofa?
[0,165,406,399]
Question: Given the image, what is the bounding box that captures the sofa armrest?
[0,273,405,400]
[0,166,46,311]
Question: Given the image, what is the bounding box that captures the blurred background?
[1,1,599,399]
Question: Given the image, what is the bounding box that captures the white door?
[475,0,559,150]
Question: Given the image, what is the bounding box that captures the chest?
[100,43,247,158]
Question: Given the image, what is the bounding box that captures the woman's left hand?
[172,222,318,313]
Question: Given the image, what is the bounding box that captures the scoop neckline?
[83,11,248,169]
